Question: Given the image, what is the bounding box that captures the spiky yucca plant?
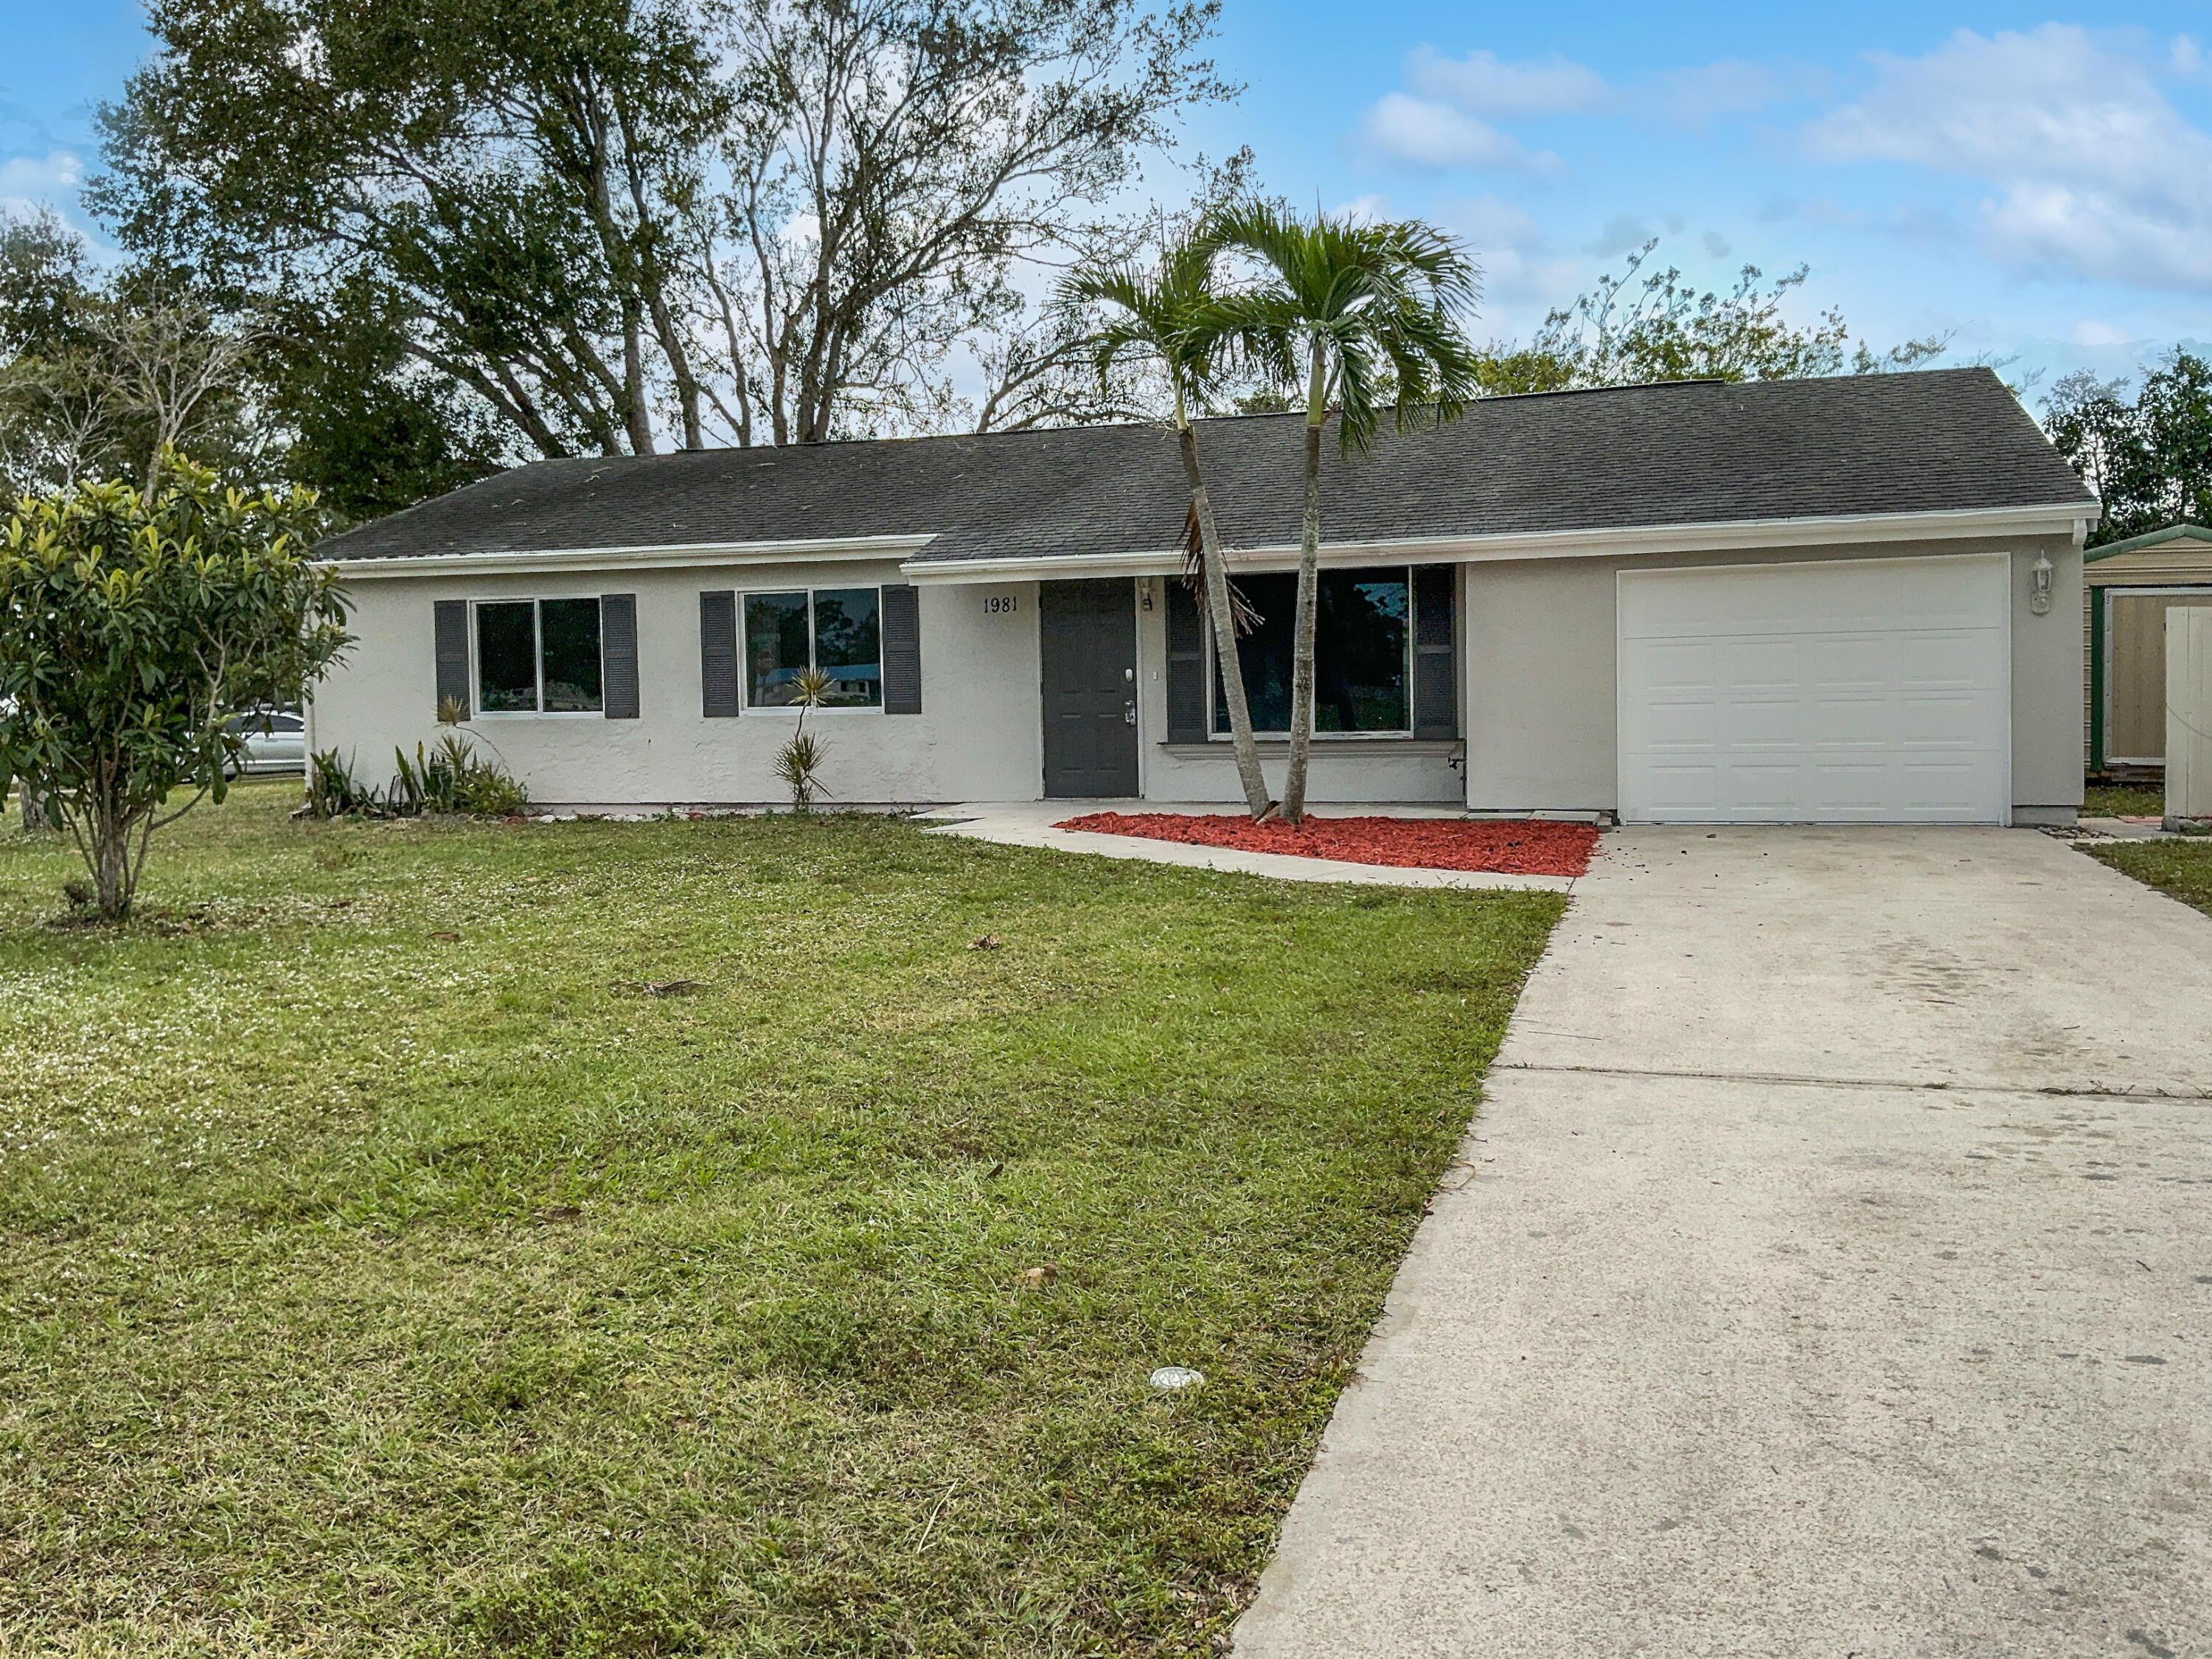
[775,667,836,810]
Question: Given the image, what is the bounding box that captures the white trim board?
[899,503,2092,585]
[324,533,933,580]
[319,503,2093,585]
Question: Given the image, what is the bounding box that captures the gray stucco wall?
[316,533,2084,815]
[1461,533,2084,818]
[314,560,1047,806]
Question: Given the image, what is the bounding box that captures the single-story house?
[311,366,2098,825]
[2084,521,2212,772]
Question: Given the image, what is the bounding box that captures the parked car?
[223,706,307,776]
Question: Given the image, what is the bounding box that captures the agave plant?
[775,666,836,811]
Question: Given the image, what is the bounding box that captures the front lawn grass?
[2089,837,2212,914]
[0,785,1561,1657]
[2083,781,2167,817]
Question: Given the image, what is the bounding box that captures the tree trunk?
[91,803,133,919]
[1179,422,1273,818]
[1281,340,1328,823]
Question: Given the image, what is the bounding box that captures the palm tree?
[1209,204,1482,821]
[1059,236,1273,818]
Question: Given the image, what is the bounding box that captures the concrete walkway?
[1234,827,2212,1658]
[922,801,1577,891]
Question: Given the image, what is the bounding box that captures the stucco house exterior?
[310,366,2099,825]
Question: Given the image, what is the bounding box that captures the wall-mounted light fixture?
[2030,552,2054,616]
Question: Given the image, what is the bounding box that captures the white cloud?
[1646,60,1796,128]
[1585,212,1655,258]
[1357,46,1807,175]
[1405,48,1611,119]
[1804,25,2212,291]
[1333,193,1391,225]
[2073,319,2136,347]
[1449,193,1544,251]
[1359,92,1564,175]
[0,149,83,205]
[1439,195,1580,321]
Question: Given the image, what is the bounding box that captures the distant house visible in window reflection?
[745,587,882,708]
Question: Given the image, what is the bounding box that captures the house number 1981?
[982,595,1019,615]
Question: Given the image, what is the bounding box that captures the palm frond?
[1207,198,1484,453]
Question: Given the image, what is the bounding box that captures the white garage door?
[1618,553,2011,824]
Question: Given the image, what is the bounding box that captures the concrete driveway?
[1234,827,2212,1658]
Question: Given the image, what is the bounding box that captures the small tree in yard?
[0,456,349,917]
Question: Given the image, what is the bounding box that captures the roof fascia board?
[2085,521,2212,561]
[900,503,2097,585]
[323,533,936,580]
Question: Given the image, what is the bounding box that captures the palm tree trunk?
[1281,340,1328,823]
[1178,424,1273,818]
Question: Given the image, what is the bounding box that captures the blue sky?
[4,1,2205,401]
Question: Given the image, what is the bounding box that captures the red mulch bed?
[1053,813,1599,876]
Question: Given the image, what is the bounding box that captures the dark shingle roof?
[319,368,2096,565]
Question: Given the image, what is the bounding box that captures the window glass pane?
[811,588,881,706]
[1212,574,1295,732]
[745,592,810,706]
[540,597,603,712]
[1315,571,1408,731]
[476,602,538,712]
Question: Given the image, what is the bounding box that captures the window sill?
[470,710,608,720]
[737,704,886,716]
[1158,738,1462,757]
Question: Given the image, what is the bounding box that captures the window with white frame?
[476,598,604,714]
[1211,568,1411,734]
[743,588,882,708]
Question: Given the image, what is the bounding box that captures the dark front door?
[1040,580,1139,797]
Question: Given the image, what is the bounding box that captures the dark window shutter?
[434,598,470,720]
[1166,578,1206,742]
[700,591,739,717]
[881,583,922,714]
[601,594,639,718]
[1413,564,1457,740]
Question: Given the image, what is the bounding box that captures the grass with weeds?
[0,784,1561,1657]
[2083,782,2166,817]
[2089,836,2212,913]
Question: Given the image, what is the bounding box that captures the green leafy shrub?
[0,455,349,915]
[394,731,529,817]
[302,731,527,821]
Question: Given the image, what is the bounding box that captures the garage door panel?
[1632,639,1719,692]
[1898,692,1995,748]
[1805,699,1893,752]
[1619,555,2009,824]
[1898,630,2000,686]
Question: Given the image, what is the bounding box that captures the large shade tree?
[94,0,1234,465]
[1211,204,1481,822]
[1060,233,1271,817]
